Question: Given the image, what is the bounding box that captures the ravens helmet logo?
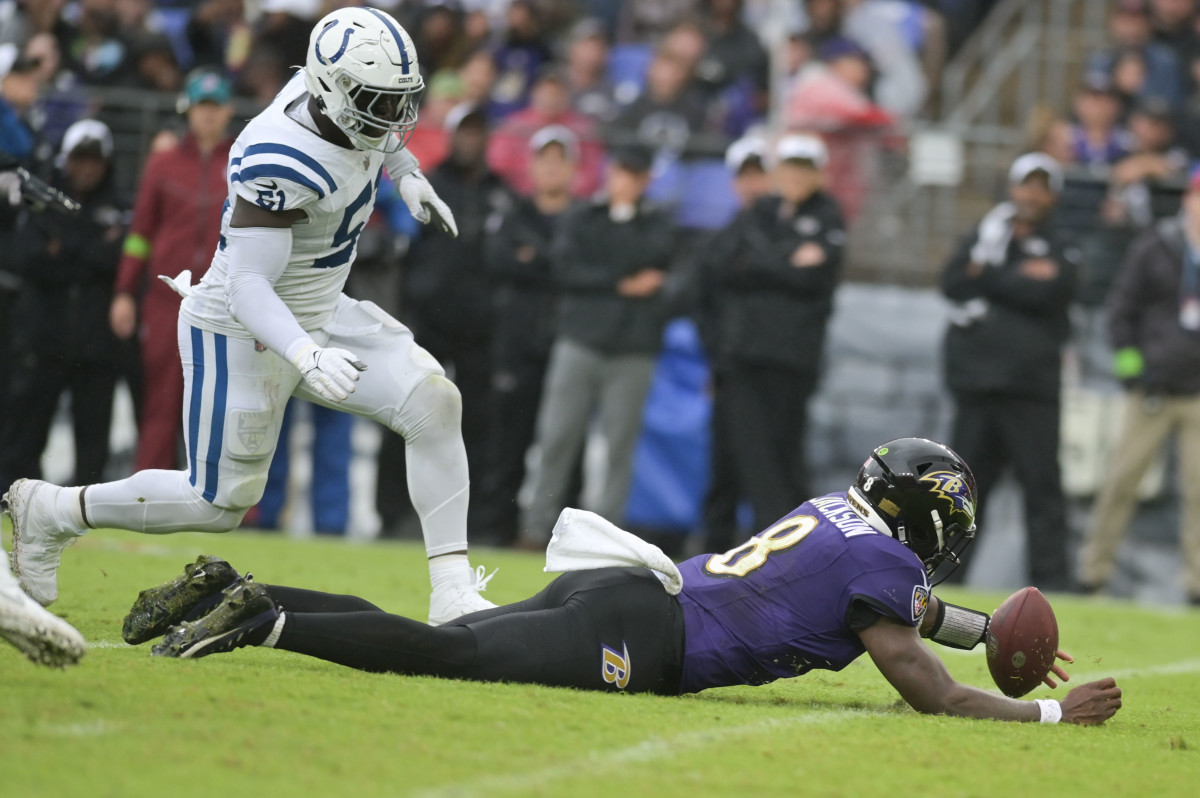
[918,470,976,527]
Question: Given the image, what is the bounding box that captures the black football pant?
[721,363,818,531]
[0,353,116,493]
[948,391,1071,589]
[268,567,685,694]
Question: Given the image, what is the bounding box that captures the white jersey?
[181,72,415,337]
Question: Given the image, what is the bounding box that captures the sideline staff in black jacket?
[700,133,845,531]
[941,153,1078,590]
[520,146,673,544]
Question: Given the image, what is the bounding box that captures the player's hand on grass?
[291,342,367,403]
[399,169,457,237]
[1060,677,1122,725]
[1042,649,1073,689]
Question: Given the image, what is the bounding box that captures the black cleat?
[122,555,240,645]
[151,577,278,660]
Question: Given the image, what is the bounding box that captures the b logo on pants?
[601,642,631,690]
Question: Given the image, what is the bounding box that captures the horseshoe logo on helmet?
[315,22,355,65]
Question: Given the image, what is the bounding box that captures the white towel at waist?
[545,508,684,595]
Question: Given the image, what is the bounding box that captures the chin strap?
[928,599,990,650]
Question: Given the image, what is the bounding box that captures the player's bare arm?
[859,614,1121,724]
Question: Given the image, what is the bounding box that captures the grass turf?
[2,525,1198,798]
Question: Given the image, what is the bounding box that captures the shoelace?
[473,565,498,593]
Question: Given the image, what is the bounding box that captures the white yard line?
[413,709,878,798]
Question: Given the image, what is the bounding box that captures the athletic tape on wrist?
[929,600,990,650]
[1034,699,1062,724]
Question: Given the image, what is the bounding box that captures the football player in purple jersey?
[126,438,1121,725]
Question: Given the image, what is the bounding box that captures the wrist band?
[1034,699,1062,724]
[929,600,990,650]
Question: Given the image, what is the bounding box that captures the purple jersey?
[675,492,930,693]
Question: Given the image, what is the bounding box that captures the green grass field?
[3,525,1198,798]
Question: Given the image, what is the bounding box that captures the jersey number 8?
[705,515,818,578]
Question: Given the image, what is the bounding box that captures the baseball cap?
[182,69,232,109]
[1008,152,1064,193]
[444,101,487,133]
[610,145,654,174]
[58,119,113,167]
[774,133,828,168]
[529,124,580,159]
[725,134,766,173]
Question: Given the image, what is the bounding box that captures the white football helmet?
[304,7,424,153]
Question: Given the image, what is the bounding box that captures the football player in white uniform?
[2,7,497,625]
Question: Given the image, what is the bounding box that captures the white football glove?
[969,202,1016,267]
[399,169,458,237]
[291,342,367,403]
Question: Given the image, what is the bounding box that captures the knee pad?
[394,373,463,439]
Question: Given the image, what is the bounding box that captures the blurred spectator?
[785,38,894,131]
[796,0,929,119]
[1029,111,1077,167]
[1089,0,1183,107]
[697,134,843,534]
[413,1,471,80]
[1148,0,1198,76]
[1078,166,1200,605]
[186,0,250,75]
[0,0,68,47]
[237,0,320,101]
[0,119,128,493]
[472,125,579,546]
[617,0,700,44]
[55,0,134,85]
[610,38,711,159]
[940,153,1078,591]
[566,18,618,123]
[0,44,39,160]
[519,146,673,545]
[1069,73,1131,167]
[127,34,183,92]
[698,132,770,552]
[110,68,233,472]
[1176,49,1200,155]
[22,32,87,151]
[489,0,552,119]
[253,399,353,536]
[401,104,511,495]
[488,68,605,196]
[697,0,768,132]
[1104,97,1189,229]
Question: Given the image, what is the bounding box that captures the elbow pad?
[929,600,990,650]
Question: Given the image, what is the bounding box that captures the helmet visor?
[345,83,423,151]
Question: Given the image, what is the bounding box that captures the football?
[985,586,1059,698]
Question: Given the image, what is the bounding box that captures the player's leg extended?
[296,297,494,623]
[3,323,293,605]
[261,569,684,693]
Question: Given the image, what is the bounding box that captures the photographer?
[0,120,128,493]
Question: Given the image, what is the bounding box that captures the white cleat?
[0,558,86,667]
[428,565,498,626]
[2,479,84,607]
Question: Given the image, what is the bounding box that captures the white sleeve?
[382,147,420,180]
[224,225,314,361]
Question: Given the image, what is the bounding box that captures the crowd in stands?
[10,1,1197,604]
